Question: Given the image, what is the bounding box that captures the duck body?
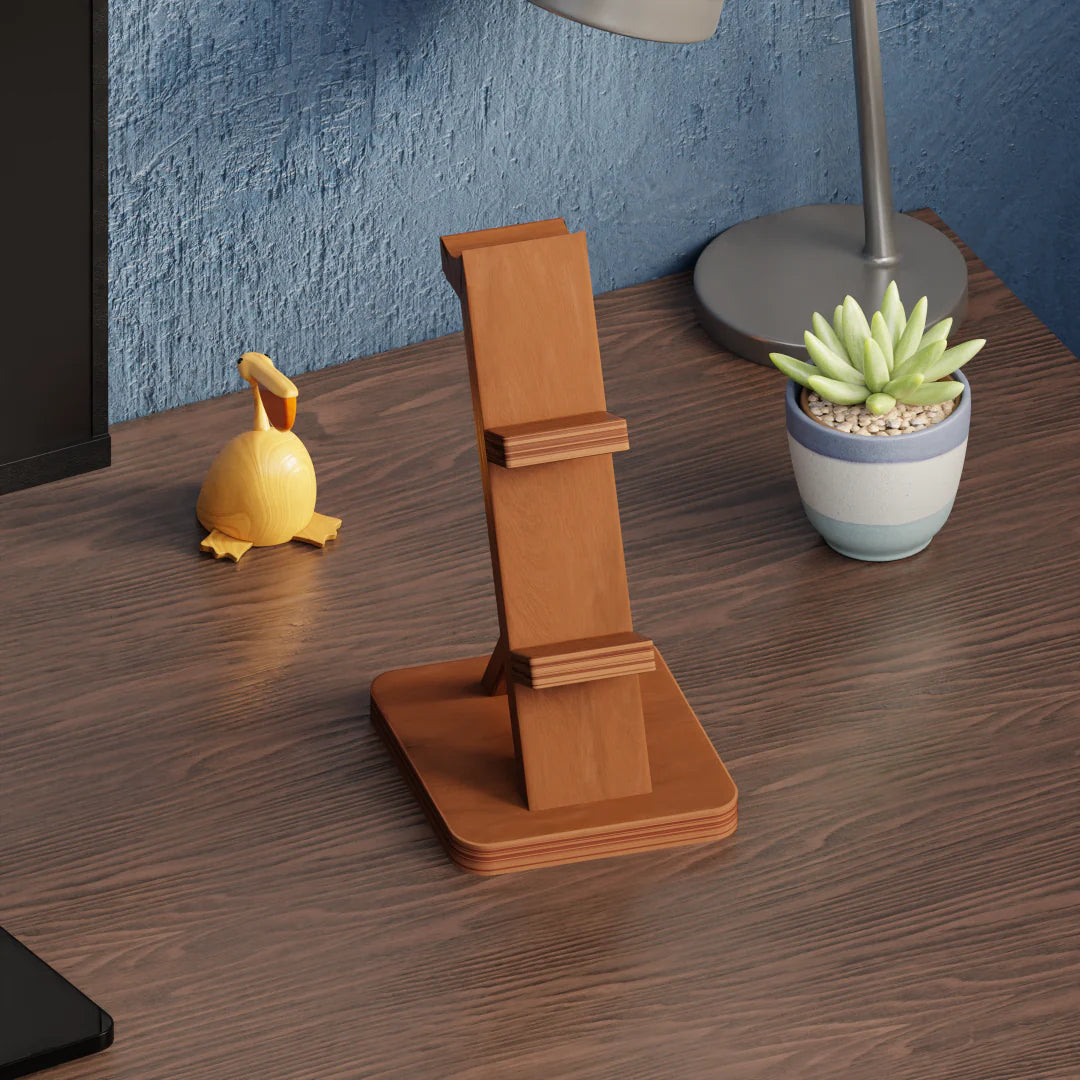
[197,352,341,562]
[197,427,317,547]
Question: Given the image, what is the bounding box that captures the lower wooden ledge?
[510,631,655,689]
[370,650,737,875]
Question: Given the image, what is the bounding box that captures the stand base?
[371,650,737,875]
[694,204,969,366]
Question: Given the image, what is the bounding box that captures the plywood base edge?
[370,651,737,875]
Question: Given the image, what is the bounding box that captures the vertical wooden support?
[444,227,652,811]
[370,220,737,873]
[481,635,507,696]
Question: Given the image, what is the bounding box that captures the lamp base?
[370,651,737,875]
[693,204,969,366]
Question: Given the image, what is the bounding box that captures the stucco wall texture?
[109,0,1080,421]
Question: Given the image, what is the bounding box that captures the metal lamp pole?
[692,0,968,363]
[528,0,970,365]
[851,0,897,265]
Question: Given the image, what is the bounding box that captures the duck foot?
[201,530,254,562]
[293,512,342,548]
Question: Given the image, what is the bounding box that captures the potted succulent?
[770,283,985,561]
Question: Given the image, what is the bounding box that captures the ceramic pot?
[784,371,971,561]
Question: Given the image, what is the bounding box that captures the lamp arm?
[850,0,898,265]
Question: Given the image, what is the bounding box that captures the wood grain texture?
[480,633,508,696]
[441,218,569,299]
[1,212,1078,1079]
[196,357,333,557]
[484,411,630,469]
[510,631,655,690]
[371,652,736,874]
[449,229,654,809]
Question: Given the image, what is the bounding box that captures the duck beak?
[239,353,299,431]
[259,387,297,432]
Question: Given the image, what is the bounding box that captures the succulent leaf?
[881,281,906,345]
[866,393,896,416]
[769,352,817,388]
[777,284,984,422]
[812,312,848,361]
[893,296,928,366]
[863,338,891,394]
[871,312,894,373]
[808,375,870,405]
[920,338,986,384]
[884,372,924,398]
[804,332,863,384]
[890,338,947,381]
[841,296,872,375]
[895,380,964,407]
[920,317,953,349]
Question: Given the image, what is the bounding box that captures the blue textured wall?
[108,0,1080,421]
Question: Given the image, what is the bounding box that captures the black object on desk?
[0,928,113,1079]
[0,0,109,494]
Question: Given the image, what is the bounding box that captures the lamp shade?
[528,0,723,43]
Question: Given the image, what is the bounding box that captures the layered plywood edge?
[371,217,737,874]
[510,631,656,690]
[484,411,630,469]
[370,653,737,875]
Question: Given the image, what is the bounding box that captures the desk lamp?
[527,0,968,365]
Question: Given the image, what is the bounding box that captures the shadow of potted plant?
[770,283,986,561]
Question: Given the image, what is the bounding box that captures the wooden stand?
[371,219,737,874]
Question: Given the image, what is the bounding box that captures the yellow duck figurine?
[197,352,341,562]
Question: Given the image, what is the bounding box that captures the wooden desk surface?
[2,212,1078,1080]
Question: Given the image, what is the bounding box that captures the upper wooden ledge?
[484,411,629,469]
